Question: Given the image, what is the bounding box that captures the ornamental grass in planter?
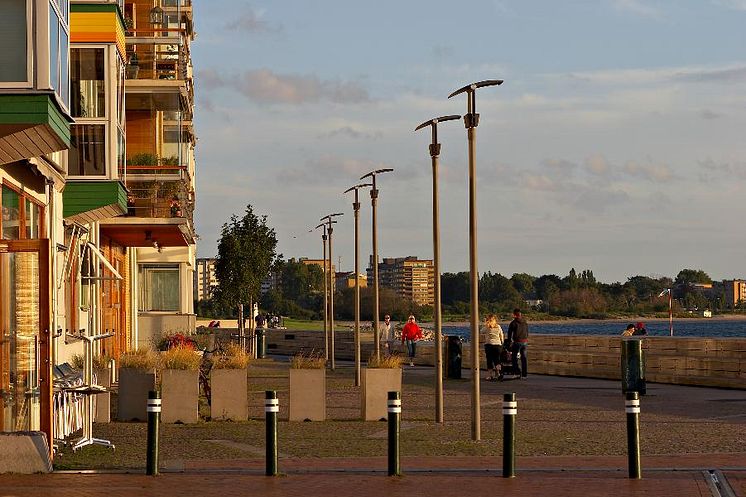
[289,352,326,422]
[159,344,201,424]
[72,353,113,422]
[210,344,249,421]
[361,353,403,421]
[117,349,157,421]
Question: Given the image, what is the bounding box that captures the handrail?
[122,165,187,171]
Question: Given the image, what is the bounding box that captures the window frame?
[0,0,33,88]
[139,264,181,312]
[0,182,46,241]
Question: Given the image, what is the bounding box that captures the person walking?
[507,308,529,379]
[401,315,422,367]
[380,314,393,353]
[480,313,504,381]
[633,321,648,336]
[622,324,636,337]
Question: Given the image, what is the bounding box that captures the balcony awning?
[98,217,193,247]
[0,94,72,166]
[63,181,128,223]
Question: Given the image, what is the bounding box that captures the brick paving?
[4,358,743,496]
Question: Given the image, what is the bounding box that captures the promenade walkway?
[1,359,743,496]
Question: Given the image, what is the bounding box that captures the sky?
[191,0,746,284]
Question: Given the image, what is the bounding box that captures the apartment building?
[724,279,746,307]
[194,258,217,301]
[367,256,435,306]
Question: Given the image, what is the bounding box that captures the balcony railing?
[125,178,194,223]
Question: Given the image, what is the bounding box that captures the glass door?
[0,240,50,442]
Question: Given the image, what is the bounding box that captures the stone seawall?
[242,329,745,389]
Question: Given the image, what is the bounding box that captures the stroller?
[497,343,521,380]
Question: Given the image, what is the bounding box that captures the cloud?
[275,155,394,186]
[585,154,611,176]
[610,0,662,18]
[317,126,382,140]
[699,109,722,119]
[623,160,674,182]
[225,6,282,34]
[712,0,746,10]
[196,68,370,105]
[697,158,746,181]
[673,65,746,83]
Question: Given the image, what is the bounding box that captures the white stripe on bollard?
[502,408,517,415]
[147,399,162,405]
[625,407,640,414]
[265,406,279,412]
[387,400,402,406]
[265,399,279,405]
[625,400,640,406]
[503,401,517,408]
[147,406,161,412]
[388,407,402,413]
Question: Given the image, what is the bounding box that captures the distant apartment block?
[724,279,746,306]
[301,258,335,274]
[368,256,435,306]
[194,258,217,301]
[335,272,367,292]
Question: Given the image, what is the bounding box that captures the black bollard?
[502,392,516,478]
[387,391,401,476]
[265,390,279,476]
[625,391,641,479]
[146,390,161,476]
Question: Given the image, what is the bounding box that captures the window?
[68,124,106,176]
[1,185,43,240]
[0,0,28,82]
[2,187,20,239]
[70,48,105,118]
[48,0,70,109]
[140,265,180,312]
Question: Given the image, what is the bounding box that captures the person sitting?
[633,322,648,336]
[622,324,636,337]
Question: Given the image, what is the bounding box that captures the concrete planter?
[289,369,326,421]
[210,369,248,421]
[94,368,111,423]
[361,368,402,421]
[117,368,156,421]
[161,369,199,424]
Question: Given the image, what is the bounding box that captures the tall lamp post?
[659,288,673,336]
[312,223,330,361]
[321,213,344,370]
[360,168,393,361]
[344,183,372,387]
[448,79,503,442]
[415,114,460,424]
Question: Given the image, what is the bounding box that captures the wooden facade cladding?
[70,4,127,58]
[0,95,72,166]
[62,180,128,223]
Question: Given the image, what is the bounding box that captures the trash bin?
[256,328,266,359]
[621,338,645,395]
[445,335,462,379]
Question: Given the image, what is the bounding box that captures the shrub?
[211,343,250,370]
[367,353,403,369]
[290,351,326,369]
[119,349,157,370]
[160,344,202,370]
[72,353,111,371]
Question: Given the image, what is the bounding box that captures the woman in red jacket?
[401,315,422,366]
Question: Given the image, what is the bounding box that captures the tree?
[214,204,278,310]
[441,272,470,305]
[480,272,522,308]
[675,269,712,286]
[510,273,535,298]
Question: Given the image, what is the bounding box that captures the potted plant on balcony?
[289,352,326,421]
[126,52,139,79]
[159,340,201,424]
[117,348,157,421]
[209,343,250,421]
[361,353,402,421]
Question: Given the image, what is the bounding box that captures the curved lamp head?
[447,79,503,99]
[414,114,461,132]
[343,183,373,194]
[360,168,394,181]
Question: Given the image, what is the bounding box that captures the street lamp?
[448,79,503,442]
[360,168,393,361]
[321,213,344,370]
[312,223,331,361]
[344,183,373,387]
[415,114,460,424]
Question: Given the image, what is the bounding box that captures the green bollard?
[265,390,278,476]
[502,392,516,478]
[625,391,641,479]
[146,390,161,476]
[387,391,401,476]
